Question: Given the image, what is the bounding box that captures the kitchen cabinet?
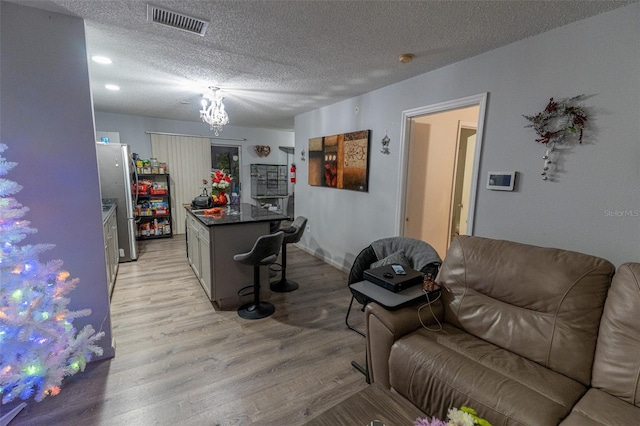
[136,173,173,240]
[103,205,119,299]
[186,214,199,276]
[200,224,212,298]
[186,213,212,299]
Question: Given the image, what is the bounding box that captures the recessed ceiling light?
[398,53,415,64]
[92,56,112,64]
[105,84,120,91]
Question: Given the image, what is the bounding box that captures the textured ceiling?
[11,0,636,130]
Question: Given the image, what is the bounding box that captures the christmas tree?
[0,143,104,404]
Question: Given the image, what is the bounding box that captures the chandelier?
[200,87,229,136]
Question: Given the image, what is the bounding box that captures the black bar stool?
[235,231,284,319]
[271,216,307,293]
[268,220,282,278]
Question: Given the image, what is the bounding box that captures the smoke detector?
[147,4,210,36]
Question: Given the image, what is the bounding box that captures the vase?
[213,190,228,206]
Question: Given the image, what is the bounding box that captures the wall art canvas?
[308,130,370,191]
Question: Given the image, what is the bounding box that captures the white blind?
[150,134,211,234]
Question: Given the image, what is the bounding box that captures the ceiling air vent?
[147,4,209,36]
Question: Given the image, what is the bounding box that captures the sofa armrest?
[365,299,443,388]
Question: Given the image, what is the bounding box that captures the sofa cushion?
[438,236,614,385]
[591,262,640,406]
[371,250,411,270]
[389,325,587,425]
[559,388,640,425]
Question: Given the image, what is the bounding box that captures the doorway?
[211,144,241,197]
[397,93,487,258]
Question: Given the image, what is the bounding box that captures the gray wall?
[294,3,640,269]
[1,2,114,358]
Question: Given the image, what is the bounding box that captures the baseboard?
[294,243,351,274]
[0,402,26,426]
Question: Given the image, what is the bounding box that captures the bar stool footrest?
[238,285,255,297]
[269,263,283,272]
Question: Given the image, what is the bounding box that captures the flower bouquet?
[415,406,491,426]
[211,169,231,205]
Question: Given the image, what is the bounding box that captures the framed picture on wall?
[308,129,371,192]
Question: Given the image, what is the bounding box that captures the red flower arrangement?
[211,169,231,191]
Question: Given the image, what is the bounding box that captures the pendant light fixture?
[200,86,229,136]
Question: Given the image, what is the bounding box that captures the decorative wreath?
[254,145,271,157]
[523,95,588,145]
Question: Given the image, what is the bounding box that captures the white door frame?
[395,93,488,236]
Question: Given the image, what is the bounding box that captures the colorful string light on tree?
[0,143,104,405]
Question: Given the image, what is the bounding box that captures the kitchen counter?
[185,202,289,226]
[184,203,289,309]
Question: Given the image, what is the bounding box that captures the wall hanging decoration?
[380,131,391,155]
[308,130,371,191]
[523,95,588,181]
[254,145,271,157]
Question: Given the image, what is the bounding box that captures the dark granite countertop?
[185,203,289,226]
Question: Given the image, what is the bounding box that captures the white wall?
[95,112,294,204]
[1,2,114,358]
[294,3,640,269]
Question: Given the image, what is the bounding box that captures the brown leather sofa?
[559,262,640,425]
[365,236,640,425]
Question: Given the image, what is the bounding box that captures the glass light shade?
[200,87,229,136]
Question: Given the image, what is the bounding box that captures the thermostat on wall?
[486,171,516,191]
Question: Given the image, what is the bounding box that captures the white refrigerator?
[96,142,138,262]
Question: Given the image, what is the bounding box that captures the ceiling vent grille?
[147,4,209,36]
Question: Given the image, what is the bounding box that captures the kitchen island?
[185,203,289,309]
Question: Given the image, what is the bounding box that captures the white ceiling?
[12,0,635,130]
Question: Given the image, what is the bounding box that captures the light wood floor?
[11,235,369,425]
